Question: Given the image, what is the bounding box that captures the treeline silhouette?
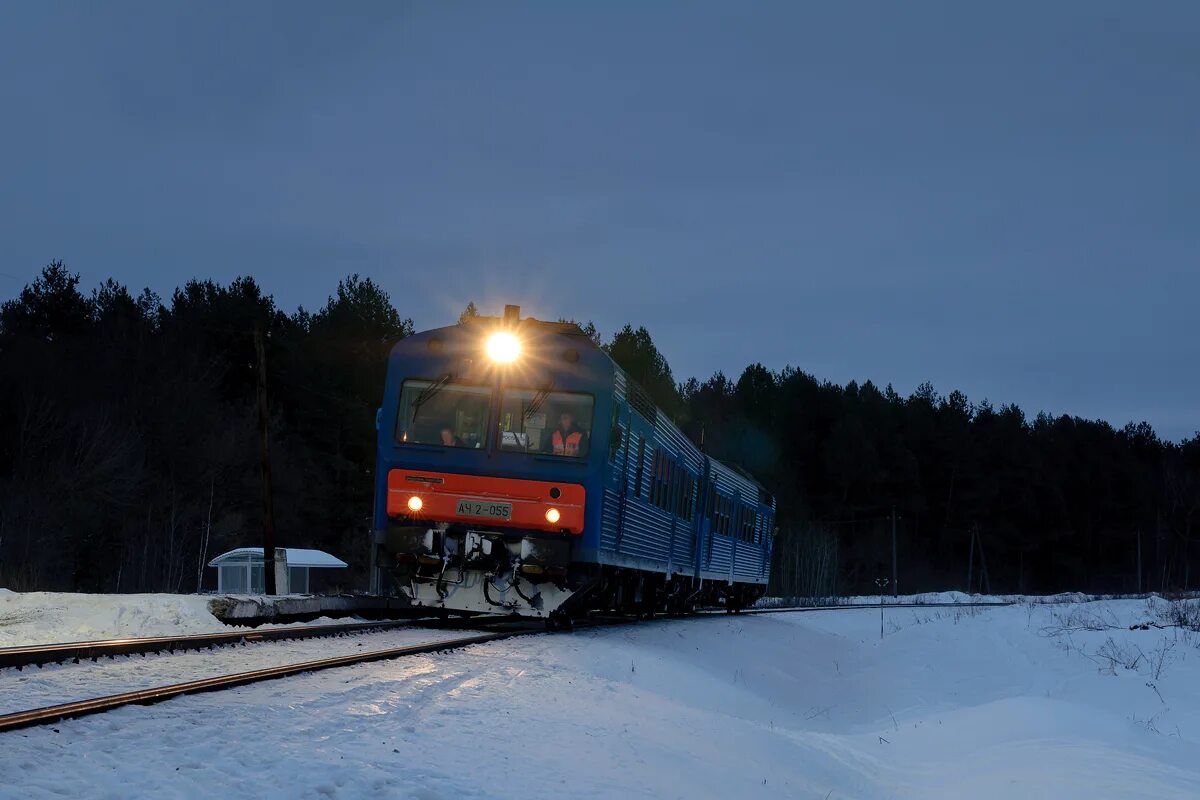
[1,263,1197,597]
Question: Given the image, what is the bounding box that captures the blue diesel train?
[370,306,775,622]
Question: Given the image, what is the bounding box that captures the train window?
[634,436,646,497]
[665,459,675,513]
[677,473,688,520]
[671,463,680,516]
[675,469,682,513]
[660,453,671,511]
[660,454,668,504]
[676,470,691,520]
[608,405,622,462]
[681,473,688,517]
[396,379,491,448]
[651,451,660,506]
[498,389,594,457]
[655,451,670,512]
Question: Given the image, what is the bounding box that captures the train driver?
[440,426,461,447]
[550,410,588,457]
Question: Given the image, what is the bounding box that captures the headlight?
[545,507,561,524]
[485,332,521,363]
[407,496,423,512]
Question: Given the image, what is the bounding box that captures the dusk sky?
[2,1,1196,440]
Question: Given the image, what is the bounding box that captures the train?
[369,306,776,624]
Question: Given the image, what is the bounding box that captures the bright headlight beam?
[545,507,561,524]
[486,332,521,363]
[407,496,423,512]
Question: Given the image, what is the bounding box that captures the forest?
[1,262,1197,597]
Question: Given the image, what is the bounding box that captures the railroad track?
[0,627,541,733]
[0,601,1010,734]
[0,612,552,671]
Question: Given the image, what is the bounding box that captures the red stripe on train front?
[386,469,585,534]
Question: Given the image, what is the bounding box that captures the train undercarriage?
[383,524,766,626]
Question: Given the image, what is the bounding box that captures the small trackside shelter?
[208,547,348,594]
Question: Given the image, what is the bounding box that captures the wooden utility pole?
[966,527,975,594]
[254,322,277,596]
[891,506,898,597]
[1137,528,1143,594]
[975,523,992,595]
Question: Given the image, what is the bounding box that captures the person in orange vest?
[550,410,588,457]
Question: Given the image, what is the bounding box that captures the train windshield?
[396,379,490,448]
[498,389,594,457]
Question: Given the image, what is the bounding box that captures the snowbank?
[760,590,1200,607]
[0,591,352,647]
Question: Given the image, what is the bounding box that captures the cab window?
[499,389,594,457]
[396,379,490,448]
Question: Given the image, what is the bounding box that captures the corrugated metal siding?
[595,367,772,585]
[707,459,771,584]
[619,502,673,563]
[600,488,621,551]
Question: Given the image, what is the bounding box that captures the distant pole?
[1137,528,1143,594]
[875,577,889,639]
[966,527,975,595]
[891,506,898,598]
[254,322,277,596]
[976,523,992,595]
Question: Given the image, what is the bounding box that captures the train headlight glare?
[486,332,521,363]
[407,496,423,512]
[545,507,561,524]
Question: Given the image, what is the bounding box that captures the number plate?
[455,499,513,520]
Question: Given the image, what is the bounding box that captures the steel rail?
[0,628,540,733]
[0,619,443,671]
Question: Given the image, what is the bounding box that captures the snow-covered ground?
[0,626,471,716]
[759,590,1200,607]
[4,598,1200,798]
[0,591,361,647]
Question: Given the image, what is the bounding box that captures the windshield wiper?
[412,373,453,415]
[524,381,554,420]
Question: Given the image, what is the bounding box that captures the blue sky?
[1,1,1196,439]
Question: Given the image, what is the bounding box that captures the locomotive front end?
[384,468,585,614]
[373,307,607,619]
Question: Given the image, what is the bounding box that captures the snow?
[760,590,1200,607]
[0,627,472,716]
[0,591,361,647]
[5,598,1200,798]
